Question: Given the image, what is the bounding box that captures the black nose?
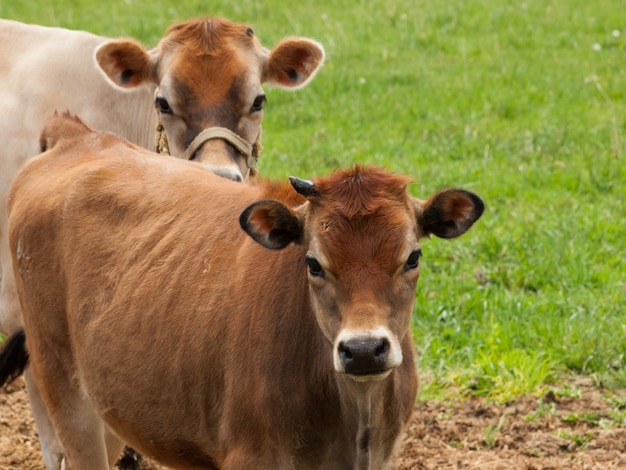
[338,337,390,375]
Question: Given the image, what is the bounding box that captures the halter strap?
[182,127,254,168]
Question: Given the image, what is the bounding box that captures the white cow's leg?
[0,232,22,335]
[24,369,64,469]
[55,405,109,470]
[104,426,125,468]
[40,377,110,470]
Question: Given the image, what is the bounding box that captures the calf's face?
[240,170,484,381]
[303,198,421,381]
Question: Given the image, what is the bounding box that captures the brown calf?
[0,21,323,466]
[4,113,483,469]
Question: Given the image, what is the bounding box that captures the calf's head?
[240,167,484,381]
[95,17,324,182]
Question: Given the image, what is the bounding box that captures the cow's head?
[240,167,484,381]
[95,18,324,182]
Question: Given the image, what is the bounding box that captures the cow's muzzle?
[334,329,402,381]
[155,120,258,182]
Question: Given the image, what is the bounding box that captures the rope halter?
[183,127,254,167]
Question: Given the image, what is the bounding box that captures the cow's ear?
[95,39,154,90]
[416,189,484,239]
[265,38,325,89]
[240,200,303,250]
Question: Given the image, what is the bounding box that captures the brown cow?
[2,113,484,469]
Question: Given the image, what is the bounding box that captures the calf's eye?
[405,249,422,271]
[251,94,267,112]
[155,96,172,115]
[305,256,324,277]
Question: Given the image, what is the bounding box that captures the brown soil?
[1,377,625,469]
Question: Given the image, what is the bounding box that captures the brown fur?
[8,113,483,469]
[311,166,413,218]
[164,19,248,104]
[163,18,254,57]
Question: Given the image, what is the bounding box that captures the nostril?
[339,342,353,361]
[375,339,389,359]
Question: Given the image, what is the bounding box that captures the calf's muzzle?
[338,337,390,376]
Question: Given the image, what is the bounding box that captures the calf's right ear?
[240,200,302,250]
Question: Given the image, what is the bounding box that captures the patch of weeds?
[600,394,626,428]
[483,424,500,448]
[562,412,604,427]
[604,393,626,410]
[550,384,582,399]
[416,372,457,402]
[447,440,465,449]
[554,430,594,449]
[461,346,556,403]
[524,398,558,423]
[483,414,509,448]
[607,410,626,428]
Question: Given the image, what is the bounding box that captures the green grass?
[1,0,625,402]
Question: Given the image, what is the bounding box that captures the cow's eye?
[405,249,422,271]
[305,256,324,277]
[155,96,172,115]
[251,94,267,113]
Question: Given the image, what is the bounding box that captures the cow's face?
[240,168,484,382]
[303,195,420,382]
[95,18,324,182]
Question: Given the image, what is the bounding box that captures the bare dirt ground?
[2,376,625,469]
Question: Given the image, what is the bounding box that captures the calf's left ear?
[416,189,484,239]
[240,200,302,249]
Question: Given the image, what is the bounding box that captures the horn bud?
[289,176,318,197]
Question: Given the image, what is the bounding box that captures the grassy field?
[1,0,624,403]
